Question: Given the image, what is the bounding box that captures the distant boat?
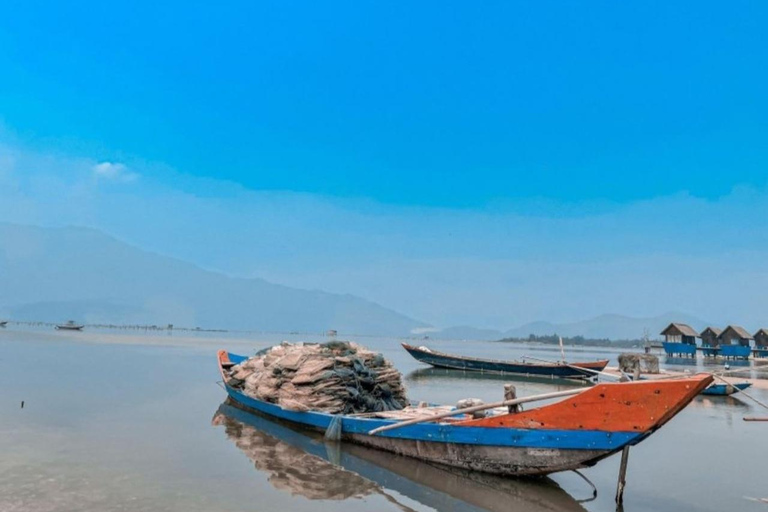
[0,321,7,328]
[401,343,609,380]
[700,382,752,396]
[56,321,84,331]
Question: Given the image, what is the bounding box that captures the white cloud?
[92,162,138,182]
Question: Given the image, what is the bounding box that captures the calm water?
[1,328,766,512]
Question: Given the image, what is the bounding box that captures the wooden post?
[615,446,630,505]
[504,384,518,413]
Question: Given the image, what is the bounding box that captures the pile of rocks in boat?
[225,341,408,415]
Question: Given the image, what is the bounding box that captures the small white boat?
[56,320,84,331]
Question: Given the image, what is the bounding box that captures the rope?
[571,469,598,503]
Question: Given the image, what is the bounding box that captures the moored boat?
[401,343,609,379]
[700,382,752,396]
[55,320,84,331]
[217,349,712,477]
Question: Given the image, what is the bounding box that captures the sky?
[1,2,767,329]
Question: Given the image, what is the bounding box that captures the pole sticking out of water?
[558,336,566,363]
[615,446,631,505]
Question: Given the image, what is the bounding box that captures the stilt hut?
[699,327,722,356]
[718,325,752,346]
[755,329,768,358]
[754,328,768,348]
[717,325,752,359]
[660,323,698,357]
[660,323,698,344]
[699,327,722,347]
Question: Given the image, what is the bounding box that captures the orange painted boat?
[218,349,712,476]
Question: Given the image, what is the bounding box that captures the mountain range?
[0,223,426,336]
[0,223,706,339]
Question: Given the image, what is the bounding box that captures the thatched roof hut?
[699,327,722,347]
[718,325,753,347]
[754,328,768,348]
[660,323,698,344]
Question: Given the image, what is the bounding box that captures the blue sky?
[2,1,767,206]
[1,2,768,330]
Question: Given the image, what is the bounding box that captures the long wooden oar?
[367,388,585,436]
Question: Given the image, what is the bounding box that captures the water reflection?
[213,401,587,512]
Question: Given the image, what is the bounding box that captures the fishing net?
[618,353,660,374]
[225,341,408,414]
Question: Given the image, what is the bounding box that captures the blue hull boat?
[218,350,711,476]
[401,344,609,379]
[700,382,752,396]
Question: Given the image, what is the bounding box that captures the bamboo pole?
[367,388,585,436]
[615,446,631,505]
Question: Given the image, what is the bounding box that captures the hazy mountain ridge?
[0,223,710,340]
[436,312,709,341]
[0,223,427,335]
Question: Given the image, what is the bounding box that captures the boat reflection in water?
[212,400,588,512]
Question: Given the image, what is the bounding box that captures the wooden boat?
[55,320,84,331]
[402,343,609,379]
[700,382,752,396]
[217,349,712,476]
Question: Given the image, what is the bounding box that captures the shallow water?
[1,328,766,512]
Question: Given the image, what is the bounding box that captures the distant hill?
[435,312,709,341]
[0,223,427,336]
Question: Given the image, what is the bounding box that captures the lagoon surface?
[1,327,766,512]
